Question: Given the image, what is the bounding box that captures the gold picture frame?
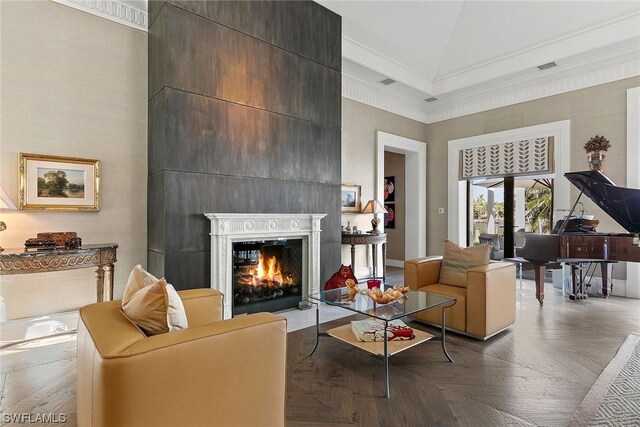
[19,153,100,211]
[341,184,361,213]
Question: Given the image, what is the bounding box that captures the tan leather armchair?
[405,257,516,340]
[77,289,287,427]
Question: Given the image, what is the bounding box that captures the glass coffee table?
[307,287,456,398]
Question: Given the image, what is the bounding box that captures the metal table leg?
[383,320,390,398]
[308,302,320,357]
[440,304,454,363]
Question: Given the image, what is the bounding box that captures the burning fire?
[240,252,293,286]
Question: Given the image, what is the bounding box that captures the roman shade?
[459,136,554,180]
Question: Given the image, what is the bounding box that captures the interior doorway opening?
[376,131,427,266]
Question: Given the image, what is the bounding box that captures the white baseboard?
[385,259,404,268]
[0,311,78,344]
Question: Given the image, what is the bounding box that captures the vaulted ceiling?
[59,0,640,123]
[318,0,640,122]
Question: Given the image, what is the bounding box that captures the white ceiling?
[318,0,640,122]
[61,0,640,123]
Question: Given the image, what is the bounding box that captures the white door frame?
[376,131,427,262]
[447,120,571,245]
[626,87,640,299]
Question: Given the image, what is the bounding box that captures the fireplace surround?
[205,213,326,319]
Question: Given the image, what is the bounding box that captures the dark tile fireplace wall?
[147,1,342,290]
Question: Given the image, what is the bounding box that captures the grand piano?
[516,170,640,304]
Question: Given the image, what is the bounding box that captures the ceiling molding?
[342,36,434,96]
[343,60,640,125]
[434,12,640,94]
[342,73,430,124]
[425,59,640,123]
[51,0,148,32]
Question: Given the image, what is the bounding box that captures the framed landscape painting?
[19,153,100,211]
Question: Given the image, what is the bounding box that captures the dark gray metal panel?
[148,3,166,101]
[164,251,210,290]
[147,172,165,253]
[168,0,341,71]
[148,1,342,300]
[148,0,166,29]
[163,171,340,253]
[148,89,166,175]
[320,240,341,287]
[147,250,165,279]
[160,88,340,184]
[161,5,341,127]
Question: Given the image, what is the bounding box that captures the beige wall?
[0,1,147,320]
[426,77,640,256]
[341,98,426,275]
[384,152,405,261]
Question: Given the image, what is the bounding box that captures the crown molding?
[51,0,148,32]
[342,36,434,95]
[342,72,431,124]
[343,60,640,124]
[425,60,640,123]
[434,11,640,93]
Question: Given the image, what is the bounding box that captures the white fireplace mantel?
[204,213,326,319]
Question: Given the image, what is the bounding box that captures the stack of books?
[351,319,415,342]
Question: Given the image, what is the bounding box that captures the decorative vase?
[588,151,604,171]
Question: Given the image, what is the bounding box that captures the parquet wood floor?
[1,271,639,426]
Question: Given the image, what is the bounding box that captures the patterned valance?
[459,137,554,180]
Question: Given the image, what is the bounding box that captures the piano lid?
[564,170,640,233]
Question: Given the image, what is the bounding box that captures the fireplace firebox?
[205,213,325,319]
[232,239,303,315]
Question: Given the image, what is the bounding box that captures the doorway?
[376,131,427,265]
[447,120,571,246]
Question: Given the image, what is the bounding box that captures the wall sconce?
[0,186,17,252]
[361,200,387,234]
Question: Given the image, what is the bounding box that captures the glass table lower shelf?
[307,287,456,398]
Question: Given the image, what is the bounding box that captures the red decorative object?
[324,264,358,290]
[367,279,381,289]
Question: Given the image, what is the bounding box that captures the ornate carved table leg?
[104,263,115,301]
[372,243,378,278]
[95,266,105,303]
[350,244,356,272]
[382,242,387,282]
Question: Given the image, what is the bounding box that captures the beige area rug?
[569,333,640,426]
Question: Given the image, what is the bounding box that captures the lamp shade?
[361,199,387,214]
[0,186,17,210]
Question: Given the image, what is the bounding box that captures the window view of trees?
[525,187,553,233]
[471,178,553,242]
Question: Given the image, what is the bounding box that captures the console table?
[0,244,118,302]
[341,232,387,281]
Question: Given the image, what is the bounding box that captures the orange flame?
[246,252,292,286]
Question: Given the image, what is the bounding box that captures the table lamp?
[0,186,17,252]
[361,199,387,234]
